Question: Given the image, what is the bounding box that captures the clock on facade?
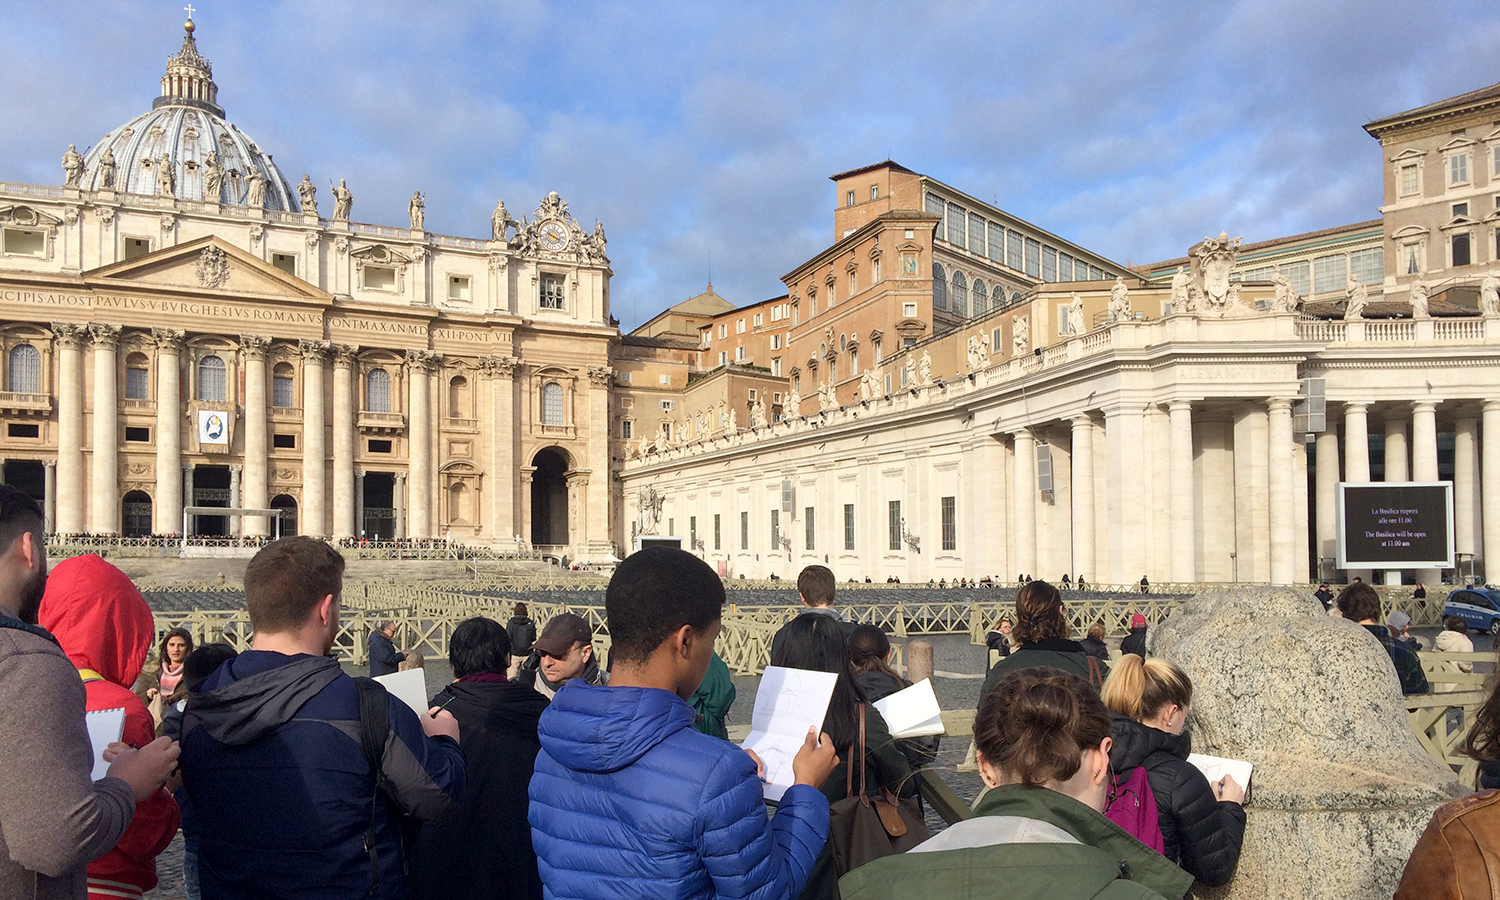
[539,220,569,251]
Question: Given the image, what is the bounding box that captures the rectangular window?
[947,204,967,247]
[125,426,150,443]
[1283,260,1311,296]
[1007,231,1024,271]
[363,265,397,292]
[888,500,902,551]
[941,496,956,551]
[1242,265,1274,282]
[1059,253,1075,281]
[925,193,946,239]
[902,302,918,317]
[771,334,781,350]
[271,252,297,276]
[754,313,763,327]
[447,275,471,302]
[771,358,782,376]
[1089,265,1104,281]
[1454,202,1470,217]
[1349,247,1383,285]
[274,433,297,449]
[1451,153,1470,186]
[737,319,746,334]
[870,184,879,201]
[1454,233,1472,267]
[1042,246,1058,282]
[718,351,728,366]
[7,423,39,438]
[714,513,722,550]
[1401,242,1421,275]
[872,256,881,283]
[873,340,881,364]
[125,367,150,400]
[1024,238,1042,277]
[740,511,749,550]
[844,503,855,551]
[539,273,565,309]
[1399,163,1419,197]
[123,237,151,260]
[367,438,391,453]
[805,507,815,551]
[620,419,633,439]
[1312,254,1346,294]
[969,213,986,254]
[719,324,727,339]
[847,189,856,207]
[659,399,674,410]
[735,347,746,362]
[1494,146,1500,178]
[989,224,1005,261]
[2,228,45,257]
[770,509,779,550]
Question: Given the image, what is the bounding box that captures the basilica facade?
[0,22,616,560]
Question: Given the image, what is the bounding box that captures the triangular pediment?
[83,235,333,303]
[1440,135,1479,152]
[1441,215,1477,230]
[1390,147,1427,162]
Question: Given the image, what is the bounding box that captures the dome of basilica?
[77,21,299,212]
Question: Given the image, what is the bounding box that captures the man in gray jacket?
[0,485,179,899]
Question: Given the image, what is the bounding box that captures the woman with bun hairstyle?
[1102,655,1246,887]
[839,668,1192,900]
[981,580,1107,698]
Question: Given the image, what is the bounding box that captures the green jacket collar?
[974,784,1194,898]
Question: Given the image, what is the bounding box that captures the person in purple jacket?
[529,546,837,900]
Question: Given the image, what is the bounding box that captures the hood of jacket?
[37,553,154,688]
[537,681,695,774]
[188,650,344,745]
[1108,712,1191,770]
[1436,630,1474,653]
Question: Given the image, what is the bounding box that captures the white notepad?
[871,678,945,739]
[741,666,838,801]
[86,708,126,781]
[373,669,431,717]
[1188,753,1253,796]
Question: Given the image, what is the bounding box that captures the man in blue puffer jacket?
[530,546,837,900]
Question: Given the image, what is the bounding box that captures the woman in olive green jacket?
[840,668,1192,900]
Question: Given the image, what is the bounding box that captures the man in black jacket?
[413,617,548,900]
[1121,614,1148,658]
[368,620,405,676]
[769,565,857,659]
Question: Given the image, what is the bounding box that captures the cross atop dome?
[155,14,221,116]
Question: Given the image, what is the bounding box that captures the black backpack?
[354,677,417,894]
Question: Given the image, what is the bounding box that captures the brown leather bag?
[1397,789,1500,900]
[826,705,929,896]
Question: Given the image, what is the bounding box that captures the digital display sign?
[1336,482,1454,569]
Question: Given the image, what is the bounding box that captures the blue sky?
[3,1,1498,329]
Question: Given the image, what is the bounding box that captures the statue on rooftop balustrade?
[1068,292,1087,336]
[1344,272,1369,321]
[1482,273,1500,316]
[61,145,85,187]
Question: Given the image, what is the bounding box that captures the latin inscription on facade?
[0,289,322,324]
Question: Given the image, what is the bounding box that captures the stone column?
[1268,399,1295,585]
[487,357,518,545]
[89,324,121,534]
[1315,430,1341,581]
[153,329,185,535]
[1344,402,1373,583]
[42,460,56,534]
[331,345,357,540]
[1384,414,1409,585]
[1484,402,1500,581]
[1012,428,1036,579]
[182,462,195,536]
[240,335,269,535]
[394,472,407,539]
[355,469,365,538]
[1456,415,1479,579]
[406,351,433,539]
[1070,415,1096,583]
[1168,400,1195,582]
[229,464,242,538]
[1411,401,1441,585]
[299,340,328,538]
[1105,405,1147,586]
[585,366,613,555]
[51,324,86,535]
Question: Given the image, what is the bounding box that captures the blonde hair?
[1101,654,1192,722]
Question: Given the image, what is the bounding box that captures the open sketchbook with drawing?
[870,678,945,739]
[86,707,126,781]
[1188,753,1253,798]
[740,666,838,801]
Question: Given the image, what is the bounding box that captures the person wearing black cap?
[517,613,606,699]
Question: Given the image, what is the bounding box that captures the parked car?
[1444,588,1500,634]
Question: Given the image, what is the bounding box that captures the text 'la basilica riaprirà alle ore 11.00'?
[6,19,1500,584]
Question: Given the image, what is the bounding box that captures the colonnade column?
[299,340,328,538]
[1384,414,1409,585]
[152,328,185,535]
[406,351,433,539]
[52,324,87,535]
[1104,405,1146,585]
[585,366,613,554]
[1344,402,1373,583]
[1168,401,1195,582]
[229,464,242,539]
[1412,401,1441,585]
[1069,416,1096,583]
[1483,401,1500,579]
[487,357,517,545]
[1314,429,1341,581]
[1456,415,1479,579]
[394,473,407,539]
[331,345,357,540]
[42,461,56,535]
[239,335,268,536]
[1267,399,1295,584]
[182,463,194,535]
[355,470,365,539]
[1012,428,1036,579]
[89,324,121,534]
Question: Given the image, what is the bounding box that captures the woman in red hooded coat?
[38,554,180,900]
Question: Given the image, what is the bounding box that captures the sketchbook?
[1188,753,1253,797]
[740,666,838,801]
[86,708,126,781]
[871,678,945,739]
[373,669,431,717]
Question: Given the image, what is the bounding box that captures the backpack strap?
[1086,656,1103,689]
[354,676,391,894]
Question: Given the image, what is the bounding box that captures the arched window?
[271,362,295,408]
[992,285,1005,310]
[125,352,150,400]
[971,279,986,317]
[448,375,470,419]
[1011,290,1025,305]
[366,368,391,413]
[932,263,947,310]
[197,354,226,402]
[951,271,968,318]
[541,382,564,425]
[7,344,40,394]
